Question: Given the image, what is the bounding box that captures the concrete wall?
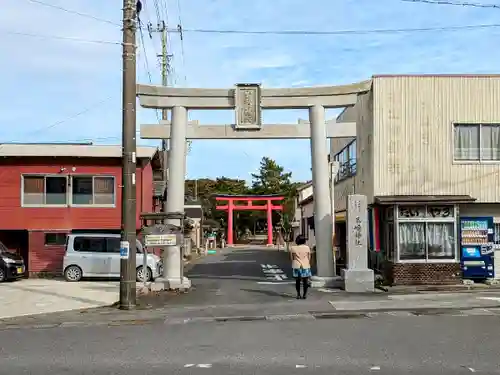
[353,91,374,201]
[330,107,356,156]
[372,75,500,202]
[459,203,500,222]
[302,200,316,249]
[333,91,374,211]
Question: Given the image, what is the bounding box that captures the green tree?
[250,157,293,195]
[249,157,299,231]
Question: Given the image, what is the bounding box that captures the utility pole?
[147,21,171,213]
[119,0,138,310]
[160,24,170,214]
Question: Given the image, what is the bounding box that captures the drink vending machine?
[460,217,495,280]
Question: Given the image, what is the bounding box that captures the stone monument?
[341,194,374,292]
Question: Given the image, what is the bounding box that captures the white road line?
[370,366,381,371]
[263,269,283,274]
[468,368,476,372]
[295,364,307,368]
[266,274,288,280]
[317,288,335,293]
[478,296,500,301]
[184,364,195,368]
[257,281,295,285]
[197,364,212,368]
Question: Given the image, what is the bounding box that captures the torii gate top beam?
[136,80,372,110]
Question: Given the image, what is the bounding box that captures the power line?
[1,30,123,45]
[401,0,500,9]
[29,97,115,136]
[5,22,500,46]
[26,0,121,26]
[0,97,116,147]
[138,19,162,122]
[166,23,500,35]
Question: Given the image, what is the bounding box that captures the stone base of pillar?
[341,268,374,293]
[310,275,343,288]
[151,276,191,292]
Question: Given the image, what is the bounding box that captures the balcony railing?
[335,160,357,183]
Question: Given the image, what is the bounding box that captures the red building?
[0,143,163,276]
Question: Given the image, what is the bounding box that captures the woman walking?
[289,235,312,299]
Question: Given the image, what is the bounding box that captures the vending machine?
[460,217,495,280]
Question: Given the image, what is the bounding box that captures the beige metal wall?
[373,75,500,202]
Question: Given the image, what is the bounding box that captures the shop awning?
[374,195,476,205]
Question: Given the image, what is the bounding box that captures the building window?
[397,205,457,262]
[22,175,115,207]
[72,176,115,206]
[22,175,67,206]
[454,123,500,161]
[334,139,357,182]
[45,233,67,246]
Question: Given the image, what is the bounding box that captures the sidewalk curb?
[2,305,499,331]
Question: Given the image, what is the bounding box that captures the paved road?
[3,247,500,328]
[165,246,335,306]
[2,314,498,374]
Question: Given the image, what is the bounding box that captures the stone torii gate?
[137,81,371,289]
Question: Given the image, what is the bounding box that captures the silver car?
[63,233,162,282]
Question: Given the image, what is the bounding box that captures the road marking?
[295,364,307,368]
[257,281,295,285]
[263,269,283,274]
[184,364,195,368]
[370,366,381,371]
[260,264,288,280]
[197,364,212,368]
[478,296,500,301]
[317,288,335,293]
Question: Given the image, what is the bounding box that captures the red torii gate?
[215,194,285,246]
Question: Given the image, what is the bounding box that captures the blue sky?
[1,0,499,183]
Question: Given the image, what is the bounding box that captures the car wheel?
[136,266,152,282]
[64,265,82,282]
[0,268,5,282]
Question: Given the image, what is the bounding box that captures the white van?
[62,233,162,282]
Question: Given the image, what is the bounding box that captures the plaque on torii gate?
[136,79,372,289]
[234,83,262,130]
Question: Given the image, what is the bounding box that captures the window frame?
[395,204,458,264]
[21,174,116,208]
[44,232,67,246]
[70,175,116,208]
[334,139,357,183]
[21,174,69,207]
[453,123,500,164]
